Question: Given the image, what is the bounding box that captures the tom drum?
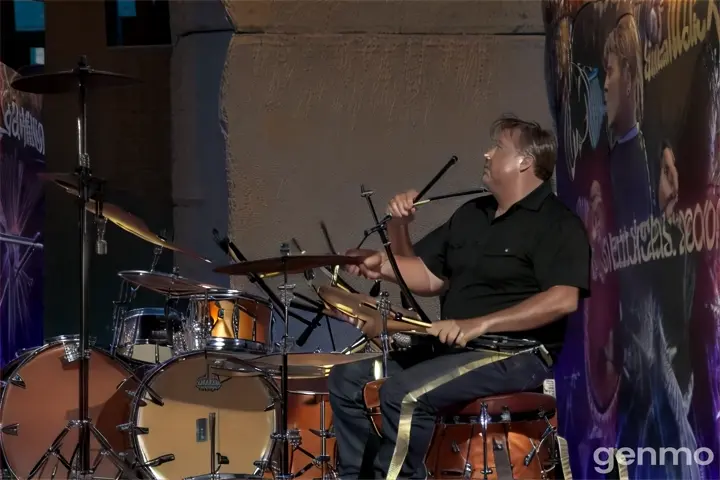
[116,307,182,364]
[184,292,272,354]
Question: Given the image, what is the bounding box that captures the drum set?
[1,58,563,480]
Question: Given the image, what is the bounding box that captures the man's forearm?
[468,286,579,336]
[387,219,414,257]
[377,253,445,296]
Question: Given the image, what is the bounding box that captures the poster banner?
[544,0,720,478]
[0,63,45,367]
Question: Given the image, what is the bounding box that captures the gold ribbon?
[386,348,524,480]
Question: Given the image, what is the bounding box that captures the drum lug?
[9,374,25,389]
[117,422,149,435]
[1,423,18,436]
[125,390,148,407]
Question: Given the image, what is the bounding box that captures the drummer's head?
[482,115,556,195]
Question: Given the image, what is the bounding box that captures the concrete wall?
[212,1,550,349]
[43,1,173,343]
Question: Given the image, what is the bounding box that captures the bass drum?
[0,335,134,479]
[126,350,276,479]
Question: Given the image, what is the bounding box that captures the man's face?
[483,129,524,189]
[659,147,679,216]
[603,52,623,132]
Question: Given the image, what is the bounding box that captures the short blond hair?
[603,14,644,123]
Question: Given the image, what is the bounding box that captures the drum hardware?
[12,56,142,479]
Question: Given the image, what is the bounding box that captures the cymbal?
[317,285,429,330]
[119,270,228,297]
[10,68,139,95]
[213,352,382,380]
[41,172,211,263]
[213,255,367,276]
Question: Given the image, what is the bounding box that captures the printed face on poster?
[0,62,45,366]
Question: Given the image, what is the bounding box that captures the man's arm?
[375,252,448,296]
[347,220,452,297]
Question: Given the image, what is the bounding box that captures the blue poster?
[0,63,45,367]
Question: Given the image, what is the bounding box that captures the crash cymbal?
[317,285,430,330]
[213,255,367,276]
[10,68,139,95]
[41,172,211,263]
[119,270,227,297]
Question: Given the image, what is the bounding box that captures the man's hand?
[427,319,488,348]
[344,248,385,280]
[387,189,419,222]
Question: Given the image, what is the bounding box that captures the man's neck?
[613,114,638,141]
[494,179,544,213]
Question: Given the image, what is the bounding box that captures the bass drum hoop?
[0,336,133,479]
[126,350,279,479]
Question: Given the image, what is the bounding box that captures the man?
[327,115,591,480]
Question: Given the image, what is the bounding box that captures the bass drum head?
[132,352,275,479]
[0,342,133,479]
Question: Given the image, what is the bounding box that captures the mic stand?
[359,186,432,325]
[28,56,134,480]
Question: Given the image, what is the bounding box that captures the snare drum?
[116,307,182,363]
[186,292,272,353]
[125,350,276,479]
[0,335,134,479]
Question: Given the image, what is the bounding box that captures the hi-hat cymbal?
[10,68,139,95]
[213,255,367,276]
[317,285,430,330]
[118,270,230,297]
[41,172,211,263]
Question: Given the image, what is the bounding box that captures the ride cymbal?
[213,255,367,276]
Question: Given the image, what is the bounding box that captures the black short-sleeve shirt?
[412,181,590,347]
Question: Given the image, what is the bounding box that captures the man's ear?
[519,154,534,173]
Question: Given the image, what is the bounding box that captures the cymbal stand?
[29,55,134,479]
[376,291,392,376]
[275,243,294,479]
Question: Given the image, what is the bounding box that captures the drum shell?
[425,419,557,479]
[0,337,135,479]
[282,379,337,479]
[190,294,272,348]
[125,350,276,480]
[116,308,181,364]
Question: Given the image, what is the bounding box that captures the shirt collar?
[487,181,554,217]
[615,123,640,145]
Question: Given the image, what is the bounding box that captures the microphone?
[212,229,231,257]
[95,215,107,255]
